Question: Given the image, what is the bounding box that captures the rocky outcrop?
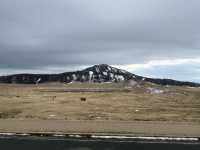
[0,64,199,87]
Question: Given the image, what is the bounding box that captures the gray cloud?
[0,0,200,70]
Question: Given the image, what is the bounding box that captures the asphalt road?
[0,136,200,150]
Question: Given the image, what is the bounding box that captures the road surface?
[0,119,199,137]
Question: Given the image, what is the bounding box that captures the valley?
[0,82,199,123]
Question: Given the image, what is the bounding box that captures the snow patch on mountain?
[72,74,77,81]
[115,75,124,81]
[103,72,108,76]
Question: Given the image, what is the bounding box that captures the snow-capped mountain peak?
[81,64,134,82]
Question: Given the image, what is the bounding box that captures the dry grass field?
[0,82,200,123]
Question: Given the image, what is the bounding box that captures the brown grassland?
[0,82,200,123]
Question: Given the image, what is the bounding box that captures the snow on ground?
[146,87,164,94]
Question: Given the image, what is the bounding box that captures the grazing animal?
[80,97,86,101]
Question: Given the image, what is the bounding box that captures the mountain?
[0,64,199,87]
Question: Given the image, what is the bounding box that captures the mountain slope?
[0,64,199,87]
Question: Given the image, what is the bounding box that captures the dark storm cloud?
[0,0,200,69]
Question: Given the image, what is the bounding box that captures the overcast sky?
[0,0,200,82]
